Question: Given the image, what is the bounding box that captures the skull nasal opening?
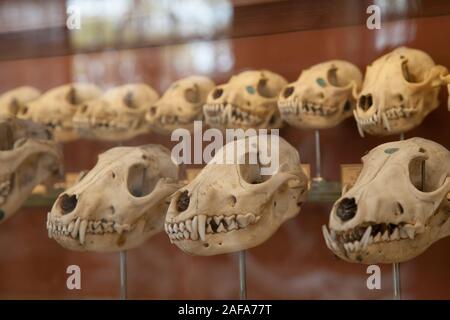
[282,86,294,98]
[358,94,373,111]
[60,194,77,215]
[336,197,357,222]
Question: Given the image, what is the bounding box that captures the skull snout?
[336,197,357,222]
[59,193,78,215]
[358,94,373,111]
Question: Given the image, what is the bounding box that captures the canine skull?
[354,47,448,136]
[323,138,450,264]
[47,145,180,252]
[0,115,62,223]
[19,83,102,142]
[165,135,309,256]
[146,76,215,135]
[73,84,159,141]
[204,70,287,130]
[278,61,362,129]
[0,87,41,117]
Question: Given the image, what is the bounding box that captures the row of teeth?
[0,177,11,206]
[165,213,260,242]
[322,223,418,254]
[74,119,139,130]
[278,100,338,117]
[204,104,263,126]
[355,106,415,129]
[47,214,132,245]
[384,106,415,120]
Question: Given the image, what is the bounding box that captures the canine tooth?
[391,228,399,240]
[48,228,52,238]
[330,229,336,241]
[164,223,168,234]
[382,112,391,131]
[183,231,189,239]
[382,230,389,241]
[79,220,87,245]
[353,110,365,137]
[179,222,185,232]
[72,218,80,238]
[191,216,199,240]
[361,226,372,248]
[198,215,206,241]
[321,225,332,249]
[237,215,250,228]
[217,223,226,233]
[185,219,192,233]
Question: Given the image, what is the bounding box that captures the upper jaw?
[204,103,265,127]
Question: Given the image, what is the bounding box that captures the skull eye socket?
[212,88,223,100]
[184,85,200,104]
[127,164,158,197]
[282,86,294,98]
[358,94,373,111]
[257,78,277,98]
[401,60,420,83]
[238,152,271,184]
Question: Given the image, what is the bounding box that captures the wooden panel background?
[0,12,450,299]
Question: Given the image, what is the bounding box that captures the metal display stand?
[239,251,247,300]
[313,130,324,182]
[119,251,127,300]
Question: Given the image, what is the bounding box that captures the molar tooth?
[214,215,223,225]
[399,228,408,239]
[391,228,399,240]
[225,215,235,225]
[191,216,199,240]
[198,215,206,241]
[206,224,213,234]
[382,230,389,241]
[246,213,256,224]
[404,225,415,239]
[374,232,381,242]
[237,214,250,228]
[183,230,189,239]
[227,220,238,231]
[217,223,226,233]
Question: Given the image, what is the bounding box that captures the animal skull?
[19,83,102,142]
[146,76,215,135]
[47,145,180,252]
[204,70,287,130]
[0,87,41,117]
[165,135,309,256]
[278,60,362,129]
[73,84,159,141]
[354,47,448,136]
[0,115,62,223]
[323,138,450,264]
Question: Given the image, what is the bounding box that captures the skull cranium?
[19,83,102,142]
[47,145,181,252]
[354,47,448,136]
[278,60,362,129]
[165,135,309,256]
[323,137,450,264]
[0,87,41,117]
[0,115,62,223]
[204,70,287,130]
[73,84,159,141]
[146,76,215,135]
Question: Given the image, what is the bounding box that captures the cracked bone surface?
[165,135,309,256]
[73,83,159,141]
[204,70,287,130]
[353,47,448,136]
[0,115,62,223]
[146,76,215,135]
[324,137,450,264]
[278,60,362,129]
[18,83,102,142]
[47,144,181,252]
[0,87,41,117]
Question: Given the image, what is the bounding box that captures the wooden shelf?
[1,0,450,61]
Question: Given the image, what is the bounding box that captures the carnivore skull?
[0,87,41,117]
[278,60,362,129]
[146,76,215,135]
[204,70,287,130]
[165,135,309,256]
[73,84,159,141]
[47,145,180,252]
[354,47,448,136]
[0,115,62,223]
[19,83,102,142]
[323,138,450,264]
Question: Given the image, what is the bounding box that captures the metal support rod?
[314,130,323,182]
[239,251,247,300]
[392,263,401,300]
[119,251,127,300]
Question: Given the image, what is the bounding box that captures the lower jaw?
[51,232,128,252]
